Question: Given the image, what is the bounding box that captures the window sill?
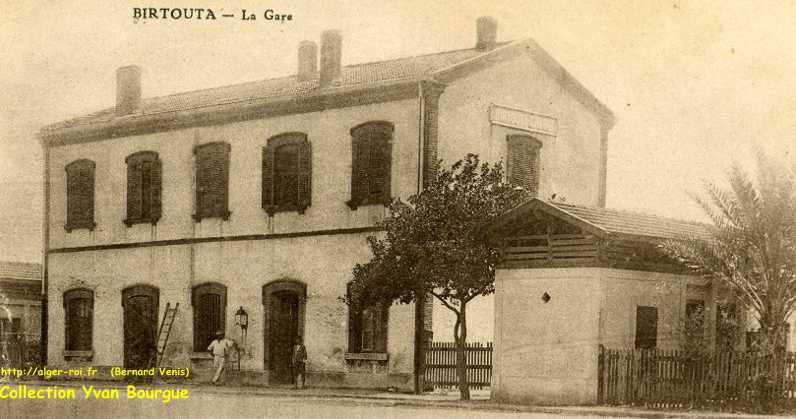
[192,211,232,222]
[63,350,93,361]
[344,352,389,361]
[263,204,309,217]
[345,198,390,211]
[124,218,160,227]
[64,222,96,233]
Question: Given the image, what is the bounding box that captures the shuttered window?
[347,284,389,353]
[262,133,312,216]
[635,306,658,349]
[506,134,542,197]
[124,151,162,226]
[193,142,231,221]
[65,159,96,232]
[346,121,393,210]
[64,289,93,352]
[192,283,227,352]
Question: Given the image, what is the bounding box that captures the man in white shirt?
[207,331,235,385]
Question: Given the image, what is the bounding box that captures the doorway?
[122,285,159,370]
[262,280,306,385]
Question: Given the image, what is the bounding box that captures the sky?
[1,0,795,263]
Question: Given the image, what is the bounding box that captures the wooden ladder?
[152,302,179,377]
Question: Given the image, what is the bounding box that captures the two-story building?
[39,17,614,389]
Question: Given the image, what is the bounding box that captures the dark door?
[122,285,159,369]
[269,291,299,384]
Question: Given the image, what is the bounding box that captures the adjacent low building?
[0,261,42,368]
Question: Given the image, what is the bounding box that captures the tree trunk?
[453,301,470,401]
[757,311,788,412]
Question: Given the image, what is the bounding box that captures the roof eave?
[39,80,420,147]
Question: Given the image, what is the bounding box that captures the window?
[64,289,93,352]
[124,151,162,226]
[346,121,393,210]
[65,159,96,232]
[192,283,227,352]
[347,285,389,353]
[262,133,312,216]
[193,142,231,221]
[506,134,542,196]
[635,306,658,349]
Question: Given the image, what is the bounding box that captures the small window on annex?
[635,306,658,350]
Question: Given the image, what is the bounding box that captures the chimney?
[116,65,141,115]
[319,30,342,87]
[297,40,318,82]
[476,16,498,51]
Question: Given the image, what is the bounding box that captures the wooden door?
[269,291,299,384]
[122,285,159,370]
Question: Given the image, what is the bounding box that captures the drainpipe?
[39,136,50,366]
[413,82,426,394]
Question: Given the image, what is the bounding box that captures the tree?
[662,153,796,406]
[344,154,528,400]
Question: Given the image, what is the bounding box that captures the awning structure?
[484,199,712,273]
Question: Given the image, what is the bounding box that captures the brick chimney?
[116,65,141,115]
[319,30,342,87]
[476,16,498,51]
[297,40,318,82]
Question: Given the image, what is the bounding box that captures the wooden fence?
[424,341,492,389]
[0,334,40,370]
[598,347,796,408]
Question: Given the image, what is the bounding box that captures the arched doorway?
[122,285,159,370]
[262,280,306,384]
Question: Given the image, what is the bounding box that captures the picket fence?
[424,341,492,389]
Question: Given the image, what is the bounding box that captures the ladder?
[152,302,179,374]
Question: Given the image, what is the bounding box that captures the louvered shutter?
[378,131,392,205]
[297,139,312,212]
[149,157,162,223]
[65,160,95,231]
[347,284,362,352]
[374,305,389,353]
[194,143,231,221]
[262,145,275,210]
[126,161,142,222]
[349,135,368,208]
[507,135,541,197]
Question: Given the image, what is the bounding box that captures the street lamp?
[234,306,248,332]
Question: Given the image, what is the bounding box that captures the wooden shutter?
[64,289,93,351]
[126,160,142,222]
[507,135,541,197]
[349,122,393,209]
[374,304,389,353]
[150,157,162,223]
[635,306,658,349]
[297,139,312,212]
[347,284,362,352]
[262,144,275,210]
[65,160,95,231]
[125,151,162,226]
[194,143,230,221]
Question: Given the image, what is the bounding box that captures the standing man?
[207,331,235,385]
[291,335,307,389]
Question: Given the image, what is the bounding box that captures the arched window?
[65,159,96,232]
[506,134,542,197]
[124,151,162,226]
[346,283,389,354]
[63,288,93,352]
[262,133,312,216]
[346,121,393,210]
[193,142,231,221]
[192,283,227,352]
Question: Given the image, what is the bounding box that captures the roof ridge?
[132,43,514,105]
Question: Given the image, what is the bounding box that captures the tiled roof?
[0,261,42,281]
[550,201,713,241]
[43,44,509,132]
